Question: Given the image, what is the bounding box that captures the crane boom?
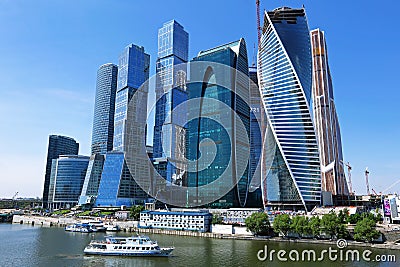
[340,160,353,195]
[365,168,370,195]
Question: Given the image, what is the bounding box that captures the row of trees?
[245,210,382,243]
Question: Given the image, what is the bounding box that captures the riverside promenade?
[12,214,137,229]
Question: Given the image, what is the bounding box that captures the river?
[0,223,399,267]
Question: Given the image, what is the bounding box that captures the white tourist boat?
[84,235,174,257]
[84,220,106,232]
[104,223,121,232]
[65,223,93,233]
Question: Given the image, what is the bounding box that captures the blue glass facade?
[42,135,79,209]
[247,67,263,207]
[153,20,189,186]
[258,7,321,211]
[95,44,150,207]
[48,155,89,210]
[186,39,250,208]
[78,154,105,206]
[91,63,118,155]
[114,44,150,152]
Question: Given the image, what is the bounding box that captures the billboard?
[384,199,391,216]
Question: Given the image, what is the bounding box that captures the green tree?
[290,216,311,237]
[321,212,349,239]
[273,214,291,237]
[129,205,144,220]
[337,223,350,239]
[321,212,339,237]
[245,212,270,236]
[354,218,380,242]
[309,216,321,237]
[347,213,361,224]
[212,214,223,225]
[375,213,383,223]
[338,208,349,224]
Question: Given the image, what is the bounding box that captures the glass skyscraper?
[47,155,89,210]
[311,29,348,196]
[246,66,263,207]
[42,135,79,209]
[91,63,118,155]
[258,7,321,211]
[153,20,189,186]
[95,44,150,207]
[186,39,250,208]
[79,63,118,208]
[78,153,105,207]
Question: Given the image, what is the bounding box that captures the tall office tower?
[258,7,321,211]
[153,20,189,186]
[47,155,89,211]
[79,63,118,208]
[187,39,250,208]
[246,66,263,207]
[42,135,79,209]
[91,63,118,155]
[95,44,150,207]
[311,29,348,196]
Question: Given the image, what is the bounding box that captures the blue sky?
[0,0,399,198]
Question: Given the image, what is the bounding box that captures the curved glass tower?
[42,135,79,209]
[187,39,250,208]
[91,63,118,155]
[258,7,321,211]
[48,155,89,210]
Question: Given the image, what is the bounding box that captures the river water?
[0,223,399,267]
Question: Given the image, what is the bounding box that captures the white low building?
[139,210,212,232]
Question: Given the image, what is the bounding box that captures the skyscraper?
[311,29,348,196]
[153,20,189,185]
[78,153,105,207]
[91,63,118,155]
[95,44,150,207]
[79,63,118,208]
[186,39,250,208]
[42,135,79,209]
[47,155,89,210]
[258,7,321,211]
[247,66,263,207]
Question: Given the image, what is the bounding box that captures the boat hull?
[84,248,174,257]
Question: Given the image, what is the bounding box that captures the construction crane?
[341,160,353,195]
[365,168,370,195]
[12,192,18,209]
[371,188,378,195]
[256,0,261,46]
